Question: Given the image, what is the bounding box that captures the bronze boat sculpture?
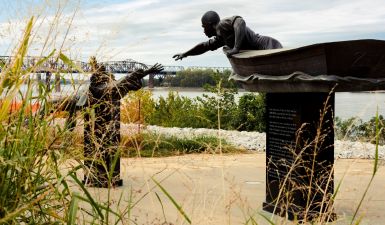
[229,39,385,92]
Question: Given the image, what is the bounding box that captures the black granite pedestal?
[263,92,335,220]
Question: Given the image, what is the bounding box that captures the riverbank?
[17,84,385,121]
[58,118,384,159]
[140,124,384,159]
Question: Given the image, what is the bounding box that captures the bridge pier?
[48,62,61,93]
[36,73,42,83]
[55,73,60,92]
[45,71,51,91]
[148,73,154,88]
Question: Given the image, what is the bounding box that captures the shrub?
[335,116,363,140]
[145,91,205,128]
[196,91,238,130]
[196,72,239,130]
[121,89,155,124]
[335,115,385,144]
[235,93,266,132]
[357,115,385,144]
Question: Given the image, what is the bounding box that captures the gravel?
[141,125,385,159]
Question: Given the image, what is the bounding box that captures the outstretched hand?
[172,53,186,61]
[145,63,164,74]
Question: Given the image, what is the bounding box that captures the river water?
[149,87,385,121]
[14,82,385,121]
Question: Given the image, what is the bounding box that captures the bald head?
[201,11,220,25]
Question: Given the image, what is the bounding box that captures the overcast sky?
[1,0,385,67]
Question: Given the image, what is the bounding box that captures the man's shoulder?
[219,16,243,26]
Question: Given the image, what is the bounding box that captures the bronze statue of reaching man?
[173,11,282,60]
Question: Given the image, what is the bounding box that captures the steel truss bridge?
[0,56,231,74]
[0,56,231,88]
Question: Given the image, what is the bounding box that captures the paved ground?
[73,153,385,225]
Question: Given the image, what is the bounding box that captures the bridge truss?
[0,56,231,73]
[0,55,232,88]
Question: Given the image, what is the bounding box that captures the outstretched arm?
[173,36,226,61]
[224,17,246,57]
[173,42,211,61]
[111,63,164,99]
[142,63,164,79]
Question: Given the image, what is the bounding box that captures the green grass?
[122,132,247,158]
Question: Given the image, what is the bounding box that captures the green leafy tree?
[196,71,238,130]
[357,115,385,144]
[146,91,205,128]
[335,116,363,140]
[160,68,239,88]
[235,93,266,132]
[335,115,385,144]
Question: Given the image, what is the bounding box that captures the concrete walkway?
[75,153,385,225]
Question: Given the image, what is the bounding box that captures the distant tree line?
[148,68,241,88]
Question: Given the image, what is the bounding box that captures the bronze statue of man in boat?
[173,10,282,60]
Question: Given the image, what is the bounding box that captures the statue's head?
[89,56,98,71]
[89,56,114,84]
[201,11,220,38]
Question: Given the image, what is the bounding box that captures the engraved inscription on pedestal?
[263,93,335,220]
[267,108,297,180]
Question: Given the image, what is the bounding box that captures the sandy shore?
[69,154,385,225]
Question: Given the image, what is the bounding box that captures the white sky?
[1,0,385,67]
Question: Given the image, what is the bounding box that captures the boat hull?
[229,39,385,92]
[230,39,385,78]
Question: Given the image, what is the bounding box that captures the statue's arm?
[173,42,209,61]
[173,39,223,61]
[224,16,246,57]
[111,64,164,98]
[110,73,143,99]
[233,17,246,51]
[38,94,79,129]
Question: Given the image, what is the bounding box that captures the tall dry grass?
[0,5,382,225]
